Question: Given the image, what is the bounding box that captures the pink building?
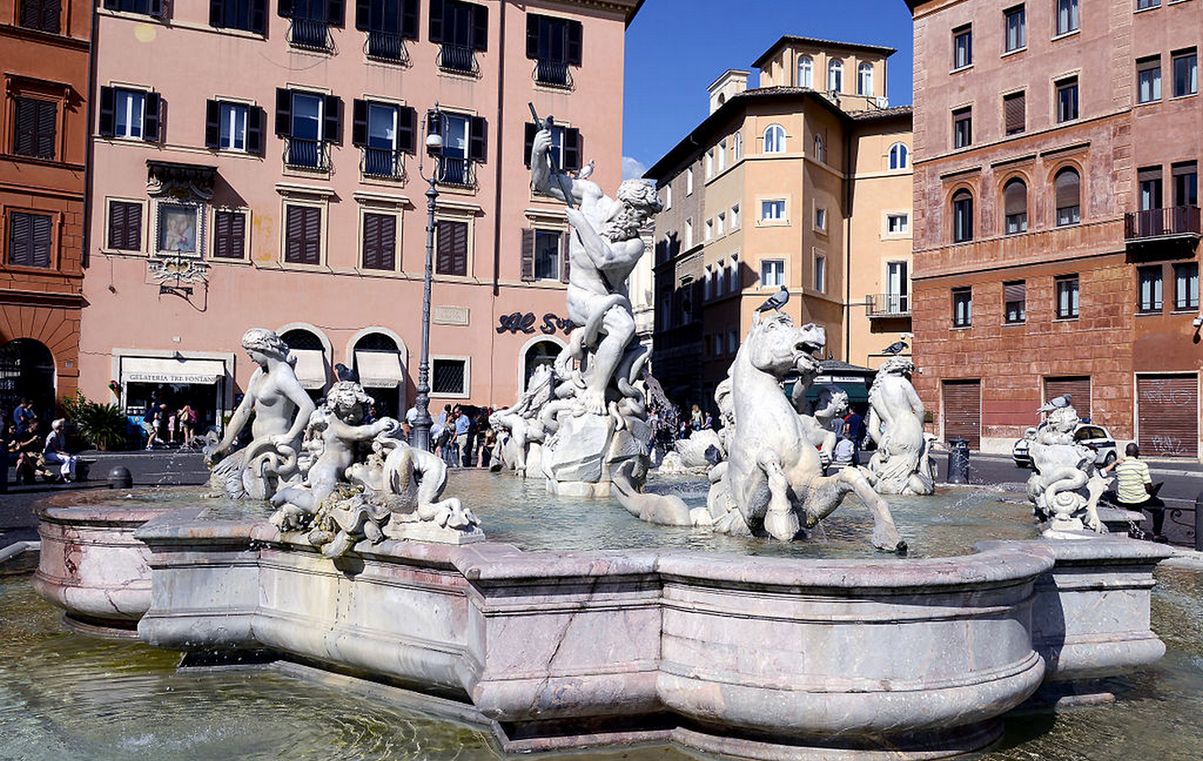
[80,0,640,430]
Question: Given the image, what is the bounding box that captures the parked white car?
[1012,423,1118,471]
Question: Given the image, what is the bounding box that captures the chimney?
[707,69,750,115]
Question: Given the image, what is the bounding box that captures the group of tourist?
[0,398,78,488]
[402,403,497,469]
[141,402,200,450]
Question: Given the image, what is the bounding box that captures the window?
[106,200,142,251]
[664,185,672,209]
[814,206,827,232]
[12,97,56,160]
[1056,0,1078,35]
[431,0,489,73]
[1174,263,1199,311]
[1003,178,1028,234]
[813,134,826,163]
[1055,167,1081,225]
[715,262,724,297]
[210,0,267,34]
[359,0,421,61]
[733,131,743,159]
[953,25,973,69]
[828,59,843,92]
[716,212,726,236]
[763,124,786,153]
[428,109,486,185]
[284,204,322,265]
[813,252,826,293]
[1004,91,1025,135]
[6,212,52,268]
[718,140,727,171]
[431,358,467,396]
[1139,166,1163,211]
[1056,77,1079,121]
[1004,281,1026,323]
[1138,266,1164,313]
[886,261,909,313]
[1055,275,1080,319]
[888,142,908,170]
[1137,57,1162,103]
[360,211,397,270]
[761,259,784,288]
[731,204,740,229]
[99,87,160,142]
[798,55,813,88]
[1173,162,1198,207]
[703,266,712,300]
[728,253,739,292]
[705,149,714,179]
[952,190,973,242]
[519,228,560,280]
[526,13,582,86]
[19,0,60,33]
[1004,5,1026,52]
[204,100,264,154]
[704,219,713,242]
[952,287,972,327]
[1136,0,1160,9]
[355,101,418,178]
[686,168,694,194]
[1172,48,1198,98]
[761,200,786,221]
[684,218,693,248]
[727,330,737,355]
[435,219,468,275]
[953,107,972,148]
[857,63,873,96]
[281,0,343,49]
[102,0,164,17]
[212,209,247,260]
[886,213,910,234]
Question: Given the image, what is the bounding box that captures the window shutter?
[327,0,344,26]
[566,20,582,66]
[468,115,486,163]
[436,220,454,274]
[563,128,581,171]
[1004,181,1026,216]
[397,106,416,153]
[214,211,230,259]
[229,212,246,259]
[471,3,488,51]
[143,92,161,142]
[8,214,31,267]
[525,14,539,59]
[102,0,118,9]
[45,0,61,33]
[125,203,142,250]
[351,99,368,147]
[31,213,53,268]
[521,228,534,280]
[210,0,224,27]
[560,233,570,283]
[380,213,396,269]
[323,95,341,144]
[250,0,267,34]
[36,101,56,159]
[285,205,301,262]
[13,100,35,157]
[246,106,264,154]
[304,207,321,264]
[1003,281,1025,303]
[106,202,124,250]
[275,89,292,137]
[1004,92,1025,135]
[355,0,369,30]
[205,100,221,149]
[429,0,444,43]
[1056,169,1080,209]
[98,86,115,138]
[149,0,164,17]
[523,122,536,167]
[452,220,467,275]
[400,0,418,37]
[278,0,292,16]
[362,212,380,269]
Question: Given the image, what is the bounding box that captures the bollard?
[107,465,133,489]
[947,438,970,484]
[1195,491,1203,552]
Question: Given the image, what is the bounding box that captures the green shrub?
[61,392,128,451]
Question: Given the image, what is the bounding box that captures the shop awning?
[122,356,225,385]
[292,349,328,390]
[355,350,403,388]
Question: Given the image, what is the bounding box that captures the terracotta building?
[0,0,90,418]
[79,0,640,431]
[646,36,914,410]
[905,0,1201,458]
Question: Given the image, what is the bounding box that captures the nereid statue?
[866,357,935,496]
[1026,404,1107,537]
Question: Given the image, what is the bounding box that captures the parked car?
[1012,423,1118,471]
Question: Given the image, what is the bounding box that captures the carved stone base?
[383,520,486,545]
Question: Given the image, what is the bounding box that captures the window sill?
[1002,320,1026,327]
[1171,307,1200,314]
[757,219,790,227]
[3,263,57,275]
[950,64,974,75]
[210,257,252,266]
[1134,99,1162,108]
[1001,46,1027,59]
[1136,310,1165,316]
[950,324,972,330]
[277,261,331,273]
[1133,4,1162,14]
[1051,29,1080,42]
[99,248,145,257]
[1053,316,1080,322]
[1169,91,1199,101]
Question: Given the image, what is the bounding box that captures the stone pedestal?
[541,413,652,497]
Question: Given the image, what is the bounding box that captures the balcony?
[361,147,406,181]
[1125,206,1201,247]
[287,17,332,52]
[365,31,409,64]
[866,293,911,319]
[437,157,475,189]
[533,60,573,89]
[283,138,329,172]
[437,44,478,75]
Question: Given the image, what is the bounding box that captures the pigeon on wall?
[882,340,909,355]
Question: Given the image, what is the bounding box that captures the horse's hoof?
[764,511,800,541]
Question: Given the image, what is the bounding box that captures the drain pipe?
[82,3,101,269]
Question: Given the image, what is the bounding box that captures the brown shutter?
[13,99,36,156]
[943,380,981,449]
[362,212,395,270]
[285,205,320,265]
[8,213,31,266]
[31,213,51,267]
[1137,375,1198,458]
[436,219,466,276]
[213,210,245,259]
[125,203,142,250]
[520,228,534,281]
[107,202,124,249]
[1004,281,1026,303]
[1004,92,1025,135]
[1044,377,1091,422]
[303,206,320,264]
[451,220,467,275]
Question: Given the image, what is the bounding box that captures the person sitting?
[1101,443,1165,542]
[829,433,856,473]
[43,419,78,482]
[13,420,43,484]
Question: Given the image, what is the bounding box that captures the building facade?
[906,0,1201,458]
[79,0,639,431]
[646,36,914,411]
[0,0,90,419]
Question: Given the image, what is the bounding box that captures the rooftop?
[752,35,898,70]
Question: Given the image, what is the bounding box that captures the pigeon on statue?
[576,160,595,180]
[756,287,790,313]
[882,340,908,355]
[1037,394,1072,413]
[334,363,359,383]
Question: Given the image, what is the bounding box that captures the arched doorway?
[522,340,562,392]
[0,339,56,423]
[352,332,405,420]
[281,328,329,401]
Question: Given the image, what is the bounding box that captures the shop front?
[115,352,234,440]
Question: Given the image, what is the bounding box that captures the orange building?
[0,0,90,418]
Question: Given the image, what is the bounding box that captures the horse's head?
[746,313,826,379]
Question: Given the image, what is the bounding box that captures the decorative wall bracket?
[149,249,210,298]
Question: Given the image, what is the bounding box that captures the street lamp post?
[410,128,444,452]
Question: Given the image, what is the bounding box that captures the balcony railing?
[437,157,475,188]
[365,30,409,64]
[533,59,573,89]
[1125,206,1201,241]
[283,138,329,171]
[287,17,332,51]
[361,147,406,181]
[866,293,911,318]
[437,44,478,75]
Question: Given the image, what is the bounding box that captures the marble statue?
[1026,404,1106,537]
[696,313,906,552]
[489,365,554,477]
[671,428,725,469]
[205,328,316,500]
[269,381,481,557]
[866,357,935,496]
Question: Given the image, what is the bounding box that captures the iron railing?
[361,147,406,181]
[283,138,329,171]
[437,157,475,188]
[287,17,332,51]
[533,59,573,89]
[866,293,911,317]
[1125,206,1201,240]
[437,44,478,75]
[364,30,409,63]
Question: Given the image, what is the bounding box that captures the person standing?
[1102,443,1165,541]
[454,407,471,468]
[844,409,866,465]
[690,404,703,431]
[43,419,78,482]
[179,404,198,445]
[13,398,35,436]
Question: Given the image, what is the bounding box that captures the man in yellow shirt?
[1102,444,1165,541]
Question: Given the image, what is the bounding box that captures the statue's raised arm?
[530,129,600,207]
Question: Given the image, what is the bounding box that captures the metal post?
[410,173,439,452]
[1194,491,1203,552]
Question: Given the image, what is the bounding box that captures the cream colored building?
[646,36,914,410]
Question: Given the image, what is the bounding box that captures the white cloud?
[622,156,648,180]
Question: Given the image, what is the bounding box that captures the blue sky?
[621,0,915,178]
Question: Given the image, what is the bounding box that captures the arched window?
[813,135,826,164]
[281,328,329,396]
[1055,167,1082,226]
[828,59,844,92]
[888,142,909,170]
[763,124,786,154]
[1003,178,1028,235]
[857,63,874,96]
[717,93,726,106]
[0,339,55,420]
[353,332,403,418]
[952,189,974,243]
[523,340,562,391]
[797,55,813,88]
